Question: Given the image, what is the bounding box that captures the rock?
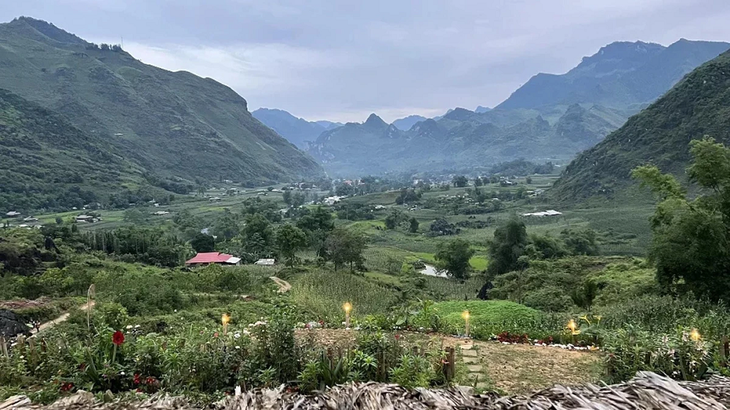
[0,309,31,338]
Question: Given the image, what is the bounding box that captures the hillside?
[0,88,141,210]
[498,40,730,110]
[552,50,730,201]
[0,17,323,190]
[251,108,328,149]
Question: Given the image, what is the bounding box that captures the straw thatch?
[3,372,730,410]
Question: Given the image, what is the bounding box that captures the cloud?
[2,0,730,123]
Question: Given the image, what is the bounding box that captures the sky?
[2,1,730,123]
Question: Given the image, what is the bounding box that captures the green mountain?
[0,88,142,211]
[498,40,730,110]
[0,17,323,193]
[308,39,728,177]
[251,108,328,149]
[552,50,730,201]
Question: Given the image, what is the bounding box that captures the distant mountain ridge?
[552,49,730,201]
[252,108,329,149]
[0,17,323,193]
[392,115,428,131]
[307,39,730,176]
[497,40,730,110]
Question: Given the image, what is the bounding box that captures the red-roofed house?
[185,252,241,266]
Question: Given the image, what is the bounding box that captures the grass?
[289,270,400,321]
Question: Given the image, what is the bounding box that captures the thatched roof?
[3,372,730,410]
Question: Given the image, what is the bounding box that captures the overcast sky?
[3,0,730,123]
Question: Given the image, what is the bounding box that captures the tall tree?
[486,217,528,277]
[296,206,334,257]
[276,224,307,267]
[632,137,730,300]
[452,175,468,188]
[325,228,367,272]
[435,238,475,280]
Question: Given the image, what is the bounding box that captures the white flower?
[235,345,240,349]
[234,332,241,339]
[135,325,141,329]
[120,371,125,376]
[126,325,133,329]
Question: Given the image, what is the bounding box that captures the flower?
[112,331,125,346]
[133,374,141,385]
[214,332,219,338]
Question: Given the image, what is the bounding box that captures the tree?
[486,217,527,277]
[384,209,407,230]
[191,233,215,253]
[276,224,307,267]
[325,228,367,272]
[434,239,475,280]
[632,137,730,301]
[452,175,468,187]
[474,177,483,187]
[560,228,599,256]
[123,209,145,224]
[525,176,533,184]
[282,189,292,206]
[297,206,334,257]
[409,217,419,233]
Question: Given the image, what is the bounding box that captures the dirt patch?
[443,337,602,394]
[0,297,53,310]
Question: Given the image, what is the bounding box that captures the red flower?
[133,373,141,385]
[394,334,401,340]
[112,331,125,346]
[214,332,219,338]
[60,382,74,392]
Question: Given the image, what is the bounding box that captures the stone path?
[458,341,492,390]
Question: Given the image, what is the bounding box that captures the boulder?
[0,309,31,338]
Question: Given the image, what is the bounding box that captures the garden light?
[462,310,470,338]
[222,313,230,335]
[690,328,701,341]
[567,319,580,335]
[343,302,352,328]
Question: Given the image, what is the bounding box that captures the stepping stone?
[461,349,477,357]
[476,383,491,390]
[467,365,483,373]
[466,373,481,381]
[462,356,479,364]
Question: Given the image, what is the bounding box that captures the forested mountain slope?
[0,17,323,191]
[552,50,730,201]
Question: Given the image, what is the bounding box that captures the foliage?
[486,217,527,277]
[434,239,475,280]
[633,138,730,301]
[276,224,307,267]
[190,233,215,253]
[325,228,367,272]
[428,218,459,236]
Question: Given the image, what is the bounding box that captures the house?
[75,215,96,223]
[5,211,21,217]
[209,197,222,202]
[522,209,563,217]
[254,258,276,266]
[185,252,241,266]
[23,216,39,222]
[152,211,169,216]
[323,196,343,206]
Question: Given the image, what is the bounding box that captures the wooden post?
[444,347,456,382]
